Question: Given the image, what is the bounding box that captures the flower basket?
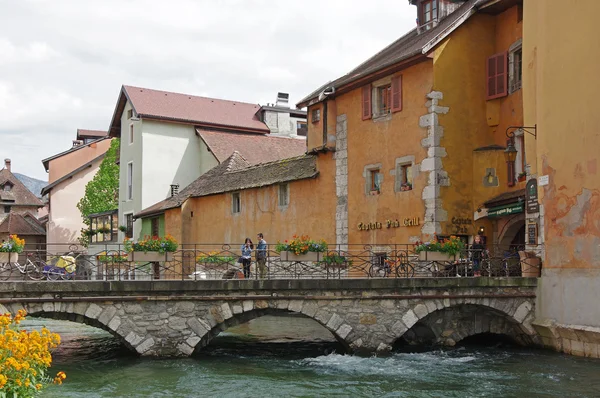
[0,252,18,263]
[280,250,321,262]
[127,252,174,262]
[418,251,456,262]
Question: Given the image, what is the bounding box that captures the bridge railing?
[4,242,543,281]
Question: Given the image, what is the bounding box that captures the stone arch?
[184,299,354,356]
[498,213,526,248]
[1,300,139,353]
[387,296,538,350]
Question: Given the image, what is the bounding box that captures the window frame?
[508,40,523,94]
[296,121,307,136]
[89,211,118,243]
[421,0,438,30]
[129,123,134,145]
[127,162,133,201]
[486,52,508,100]
[124,213,134,239]
[370,169,382,193]
[127,109,133,120]
[377,84,392,116]
[232,192,241,214]
[278,184,289,207]
[151,217,159,237]
[3,205,10,213]
[311,108,321,123]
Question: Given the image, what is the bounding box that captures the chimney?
[72,140,83,147]
[170,184,179,197]
[276,92,289,108]
[4,159,10,172]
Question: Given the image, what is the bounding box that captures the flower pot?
[418,251,456,262]
[280,251,321,262]
[127,252,174,262]
[0,252,18,263]
[518,251,541,277]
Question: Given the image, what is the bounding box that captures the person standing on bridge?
[240,238,253,279]
[256,233,267,279]
[471,235,486,277]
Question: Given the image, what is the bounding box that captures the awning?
[487,202,524,218]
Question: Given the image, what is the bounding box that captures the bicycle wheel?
[46,267,61,281]
[0,263,12,281]
[368,264,387,278]
[25,260,45,280]
[396,262,415,278]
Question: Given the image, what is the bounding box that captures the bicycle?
[368,257,415,278]
[43,252,93,280]
[0,253,45,281]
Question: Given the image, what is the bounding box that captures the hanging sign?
[487,203,524,217]
[526,179,540,213]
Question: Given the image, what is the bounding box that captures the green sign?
[488,203,524,217]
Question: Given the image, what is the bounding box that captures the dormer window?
[3,183,12,192]
[421,0,438,30]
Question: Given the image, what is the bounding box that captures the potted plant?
[401,182,413,191]
[517,172,527,182]
[276,235,327,262]
[196,251,235,270]
[124,235,178,262]
[96,251,128,264]
[319,253,352,268]
[0,234,25,263]
[118,225,127,233]
[414,235,465,262]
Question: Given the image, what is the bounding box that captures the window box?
[0,252,18,263]
[127,252,174,262]
[370,190,380,196]
[417,251,456,262]
[400,183,412,192]
[280,251,322,262]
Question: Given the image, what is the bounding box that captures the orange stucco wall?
[176,154,336,248]
[47,139,113,183]
[433,8,524,240]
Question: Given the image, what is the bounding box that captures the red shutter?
[486,52,508,100]
[362,85,372,120]
[391,75,403,112]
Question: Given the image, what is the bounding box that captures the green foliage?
[196,251,235,264]
[414,236,465,256]
[275,235,327,255]
[123,235,178,253]
[76,138,120,227]
[320,253,352,266]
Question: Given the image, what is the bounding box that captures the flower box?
[280,251,321,262]
[418,251,456,262]
[0,252,18,263]
[127,252,174,262]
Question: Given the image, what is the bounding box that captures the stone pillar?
[420,91,449,236]
[335,114,348,251]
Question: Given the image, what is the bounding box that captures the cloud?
[0,0,416,180]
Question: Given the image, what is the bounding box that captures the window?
[486,52,508,100]
[129,124,134,144]
[151,217,159,237]
[124,213,133,239]
[370,169,382,193]
[232,192,241,213]
[127,109,133,119]
[3,206,10,213]
[517,4,523,22]
[509,45,522,94]
[296,121,307,136]
[378,85,391,115]
[421,0,438,30]
[399,164,413,191]
[3,184,11,191]
[278,184,289,207]
[127,162,133,200]
[311,108,321,123]
[89,211,118,243]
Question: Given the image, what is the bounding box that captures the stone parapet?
[532,319,600,358]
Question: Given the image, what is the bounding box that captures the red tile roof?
[109,85,269,137]
[0,169,44,207]
[197,129,307,166]
[0,213,46,236]
[76,129,107,140]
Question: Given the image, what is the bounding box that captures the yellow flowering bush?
[0,310,65,397]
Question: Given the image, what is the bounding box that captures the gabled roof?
[41,136,110,172]
[108,85,270,137]
[41,153,106,196]
[76,129,107,140]
[136,153,318,219]
[484,188,526,208]
[197,129,307,166]
[0,169,44,207]
[297,0,485,108]
[0,212,46,236]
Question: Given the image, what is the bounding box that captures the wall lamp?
[504,125,537,163]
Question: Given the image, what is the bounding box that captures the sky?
[0,0,416,180]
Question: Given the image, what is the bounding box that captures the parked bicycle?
[0,253,45,281]
[368,256,415,278]
[43,253,81,280]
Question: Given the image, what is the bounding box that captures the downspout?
[322,100,328,147]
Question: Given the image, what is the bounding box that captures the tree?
[76,138,120,243]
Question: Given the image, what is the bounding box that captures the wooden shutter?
[487,52,508,100]
[391,75,403,112]
[362,85,372,120]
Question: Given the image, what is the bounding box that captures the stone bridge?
[0,278,540,357]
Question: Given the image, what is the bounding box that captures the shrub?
[0,310,65,396]
[124,235,178,253]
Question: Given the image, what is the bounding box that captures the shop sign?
[358,217,420,231]
[527,223,538,245]
[487,203,524,217]
[526,179,540,213]
[451,217,472,234]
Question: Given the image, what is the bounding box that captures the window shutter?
[391,75,403,112]
[487,52,508,100]
[362,85,372,120]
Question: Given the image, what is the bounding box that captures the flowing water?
[18,316,600,398]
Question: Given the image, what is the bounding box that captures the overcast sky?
[0,0,416,180]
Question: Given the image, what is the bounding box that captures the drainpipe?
[323,100,328,147]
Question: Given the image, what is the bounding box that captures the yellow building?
[524,0,600,358]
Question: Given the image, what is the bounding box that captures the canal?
[20,315,600,397]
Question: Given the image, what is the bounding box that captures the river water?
[18,316,600,398]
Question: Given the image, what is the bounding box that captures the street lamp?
[504,140,518,163]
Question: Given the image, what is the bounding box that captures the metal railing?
[0,243,543,281]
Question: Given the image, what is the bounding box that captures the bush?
[0,310,65,396]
